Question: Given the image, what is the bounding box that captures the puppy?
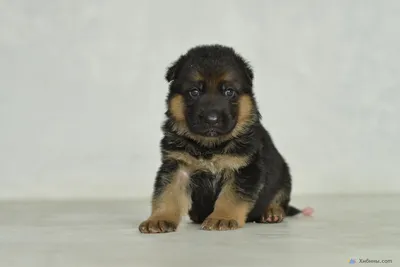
[139,44,307,233]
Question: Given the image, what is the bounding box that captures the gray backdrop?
[1,0,399,199]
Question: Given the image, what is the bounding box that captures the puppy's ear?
[234,53,254,85]
[242,61,254,84]
[165,55,187,82]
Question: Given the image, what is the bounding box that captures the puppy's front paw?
[139,219,177,234]
[201,217,239,231]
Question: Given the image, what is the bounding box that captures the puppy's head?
[165,45,258,144]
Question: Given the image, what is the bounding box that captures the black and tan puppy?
[139,44,307,233]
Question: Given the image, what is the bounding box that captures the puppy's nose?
[205,111,220,124]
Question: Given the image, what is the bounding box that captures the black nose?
[205,111,220,124]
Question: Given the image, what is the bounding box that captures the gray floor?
[0,195,399,267]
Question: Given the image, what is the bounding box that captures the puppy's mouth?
[186,119,237,137]
[191,126,225,137]
[204,128,219,137]
[200,124,236,137]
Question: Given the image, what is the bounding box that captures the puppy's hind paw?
[259,205,285,224]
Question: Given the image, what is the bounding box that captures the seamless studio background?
[1,0,399,199]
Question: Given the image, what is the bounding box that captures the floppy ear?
[165,55,187,82]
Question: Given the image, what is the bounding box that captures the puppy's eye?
[223,88,236,97]
[189,88,200,98]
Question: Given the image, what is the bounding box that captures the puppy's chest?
[187,156,220,174]
[164,151,249,175]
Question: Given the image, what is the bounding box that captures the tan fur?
[164,151,250,174]
[190,71,204,81]
[262,204,285,222]
[259,189,287,223]
[217,71,235,82]
[230,95,255,137]
[169,95,185,121]
[206,182,252,227]
[270,189,288,205]
[190,70,233,85]
[210,71,235,91]
[267,204,284,215]
[149,168,192,223]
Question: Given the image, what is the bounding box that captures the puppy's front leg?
[201,165,261,231]
[139,160,191,234]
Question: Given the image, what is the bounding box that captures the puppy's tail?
[286,205,314,217]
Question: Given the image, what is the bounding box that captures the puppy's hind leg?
[257,161,292,224]
[260,188,290,223]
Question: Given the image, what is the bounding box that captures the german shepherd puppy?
[139,44,304,233]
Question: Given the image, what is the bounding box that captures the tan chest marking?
[164,151,250,174]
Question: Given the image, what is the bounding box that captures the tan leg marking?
[201,182,252,231]
[139,169,191,234]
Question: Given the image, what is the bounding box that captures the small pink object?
[301,207,314,216]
